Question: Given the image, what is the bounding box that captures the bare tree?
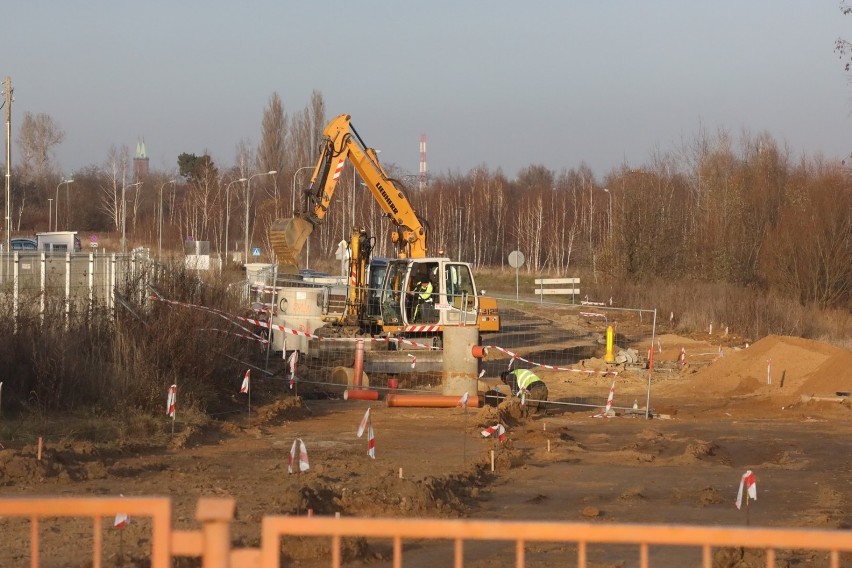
[257,92,289,218]
[100,146,130,230]
[17,112,65,183]
[307,90,326,162]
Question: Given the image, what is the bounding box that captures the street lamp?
[48,199,53,231]
[158,179,176,258]
[601,188,612,239]
[244,170,277,262]
[56,179,73,230]
[224,177,247,262]
[291,166,314,216]
[458,206,465,260]
[121,181,142,254]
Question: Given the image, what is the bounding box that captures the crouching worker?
[501,369,548,413]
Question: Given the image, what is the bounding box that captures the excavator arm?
[270,114,427,273]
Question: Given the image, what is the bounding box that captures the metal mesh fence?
[237,277,658,414]
[3,254,658,416]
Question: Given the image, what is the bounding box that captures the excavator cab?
[379,258,479,331]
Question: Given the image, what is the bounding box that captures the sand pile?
[689,335,851,398]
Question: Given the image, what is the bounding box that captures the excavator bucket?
[269,217,314,274]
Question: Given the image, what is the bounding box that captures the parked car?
[10,237,37,251]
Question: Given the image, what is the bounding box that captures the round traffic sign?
[508,250,525,268]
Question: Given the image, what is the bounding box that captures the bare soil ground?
[0,334,850,567]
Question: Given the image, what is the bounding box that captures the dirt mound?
[680,335,851,400]
[475,398,525,428]
[253,396,311,424]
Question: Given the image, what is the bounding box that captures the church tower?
[134,138,149,181]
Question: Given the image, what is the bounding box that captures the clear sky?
[3,1,850,180]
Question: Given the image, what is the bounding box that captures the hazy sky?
[3,1,850,180]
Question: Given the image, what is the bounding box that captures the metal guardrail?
[260,515,852,568]
[2,497,850,567]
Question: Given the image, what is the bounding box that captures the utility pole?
[4,76,12,253]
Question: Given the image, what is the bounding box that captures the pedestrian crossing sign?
[252,247,261,257]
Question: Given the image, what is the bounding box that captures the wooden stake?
[37,436,43,461]
[543,422,546,431]
[490,450,495,472]
[462,405,468,468]
[398,467,404,479]
[547,439,551,453]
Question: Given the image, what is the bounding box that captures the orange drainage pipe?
[471,345,489,358]
[386,394,479,408]
[344,389,379,401]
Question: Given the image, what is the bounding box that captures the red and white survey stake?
[240,369,250,394]
[593,381,616,418]
[287,350,299,389]
[288,438,310,474]
[735,470,757,510]
[114,494,129,528]
[481,424,506,442]
[114,511,129,528]
[458,391,470,407]
[356,408,371,438]
[407,353,416,369]
[367,424,376,459]
[166,385,176,419]
[678,347,686,365]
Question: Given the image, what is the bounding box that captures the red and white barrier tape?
[236,315,440,350]
[482,345,617,375]
[199,328,269,345]
[152,296,267,343]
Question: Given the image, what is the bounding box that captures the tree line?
[9,94,852,311]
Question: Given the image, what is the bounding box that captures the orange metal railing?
[0,496,173,568]
[261,516,852,568]
[2,497,851,567]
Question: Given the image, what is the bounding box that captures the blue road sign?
[252,247,262,257]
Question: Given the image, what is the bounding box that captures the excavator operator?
[411,272,434,322]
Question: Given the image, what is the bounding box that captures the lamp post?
[244,170,276,262]
[56,179,73,230]
[48,199,53,231]
[291,166,314,216]
[158,179,176,259]
[121,181,142,254]
[224,177,246,262]
[601,187,612,239]
[457,206,465,261]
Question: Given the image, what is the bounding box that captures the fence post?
[65,252,71,328]
[196,497,236,568]
[88,252,94,317]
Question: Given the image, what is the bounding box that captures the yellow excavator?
[269,113,499,337]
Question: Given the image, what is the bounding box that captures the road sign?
[508,250,525,268]
[252,247,262,257]
[90,242,98,249]
[90,234,98,243]
[508,250,525,301]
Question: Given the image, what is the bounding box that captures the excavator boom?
[270,114,427,273]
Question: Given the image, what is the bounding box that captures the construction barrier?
[1,496,850,568]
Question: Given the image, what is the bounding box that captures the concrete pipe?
[343,389,379,401]
[386,394,479,408]
[442,325,480,396]
[329,366,370,393]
